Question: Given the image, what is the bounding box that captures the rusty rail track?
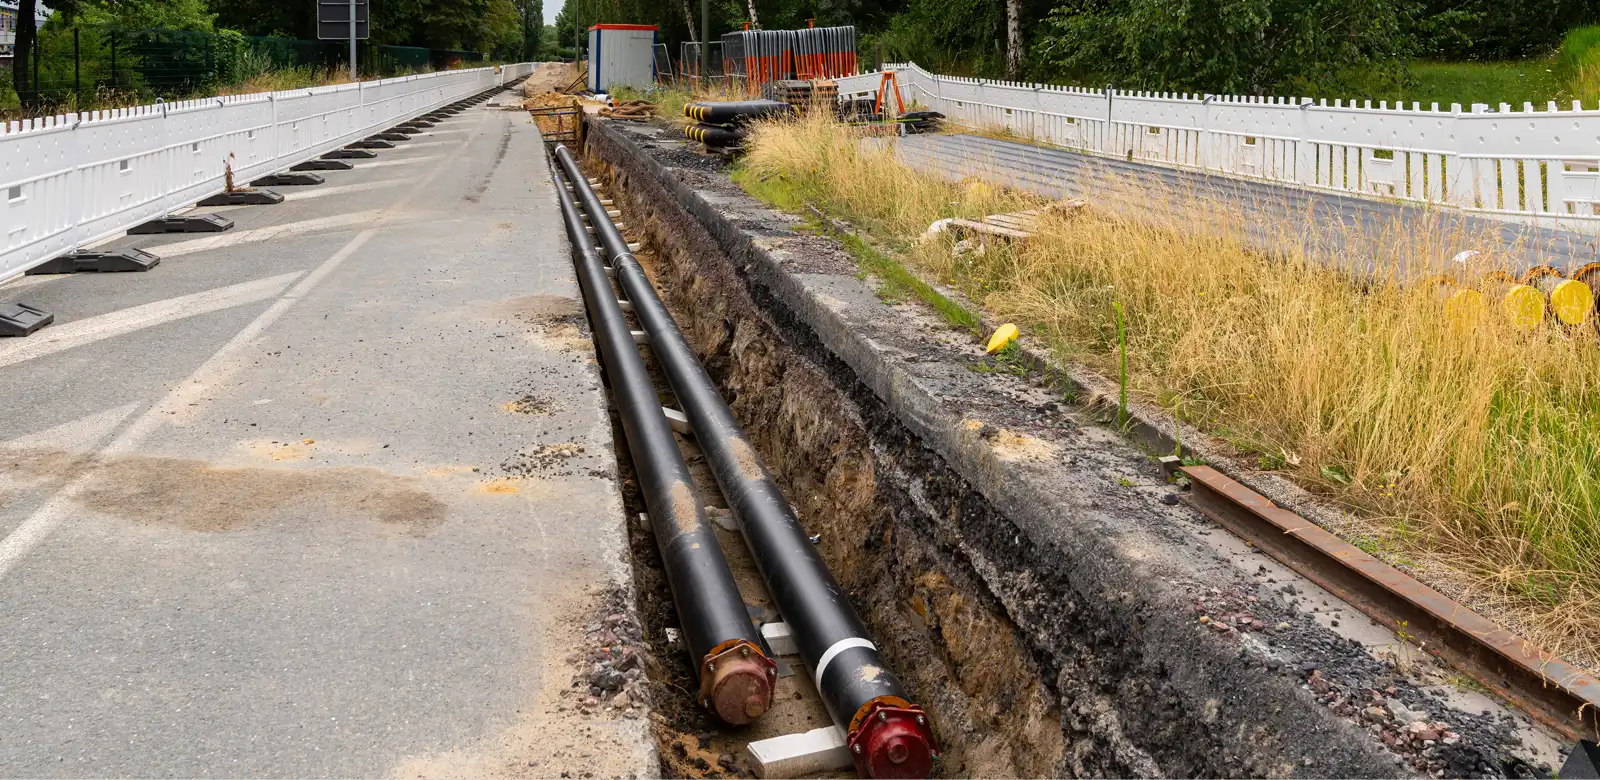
[1178,464,1600,742]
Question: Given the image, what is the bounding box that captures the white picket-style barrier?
[0,62,535,282]
[837,63,1600,233]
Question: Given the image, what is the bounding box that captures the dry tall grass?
[739,112,1600,664]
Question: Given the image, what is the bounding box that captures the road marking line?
[0,249,358,580]
[387,140,456,150]
[152,210,381,257]
[0,107,489,581]
[282,179,408,202]
[0,272,302,370]
[1,403,139,452]
[0,274,56,290]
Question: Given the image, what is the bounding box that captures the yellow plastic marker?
[1549,279,1594,325]
[986,323,1019,353]
[1502,284,1546,330]
[1444,289,1485,328]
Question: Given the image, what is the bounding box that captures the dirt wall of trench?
[580,117,1408,779]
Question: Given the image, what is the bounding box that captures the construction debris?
[921,200,1088,242]
[600,100,658,119]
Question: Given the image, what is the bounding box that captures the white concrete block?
[761,622,798,657]
[747,725,851,778]
[662,407,691,435]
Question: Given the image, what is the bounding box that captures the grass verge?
[734,110,1600,668]
[611,80,752,128]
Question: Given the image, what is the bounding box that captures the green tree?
[1409,0,1593,60]
[78,0,218,31]
[209,0,316,39]
[12,0,40,103]
[1034,0,1412,95]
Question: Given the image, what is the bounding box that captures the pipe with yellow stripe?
[684,122,745,148]
[1439,262,1595,330]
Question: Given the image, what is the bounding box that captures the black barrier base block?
[197,190,284,207]
[373,132,410,141]
[0,302,53,337]
[351,139,395,149]
[292,159,354,171]
[128,213,234,234]
[1562,740,1599,780]
[406,120,436,128]
[323,148,377,159]
[27,247,160,275]
[386,126,422,134]
[251,172,325,186]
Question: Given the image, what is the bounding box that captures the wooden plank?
[945,218,1032,239]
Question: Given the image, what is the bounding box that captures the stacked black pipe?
[550,145,778,727]
[552,145,940,779]
[682,99,795,150]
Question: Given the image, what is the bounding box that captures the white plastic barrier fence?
[0,62,535,282]
[837,63,1600,233]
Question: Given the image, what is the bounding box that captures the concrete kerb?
[582,116,1423,777]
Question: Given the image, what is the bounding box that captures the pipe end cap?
[699,640,775,726]
[848,703,940,779]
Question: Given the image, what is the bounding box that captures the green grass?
[841,231,982,333]
[731,164,982,334]
[1558,25,1600,105]
[1323,27,1600,109]
[1402,60,1564,107]
[968,341,1032,377]
[1335,60,1565,108]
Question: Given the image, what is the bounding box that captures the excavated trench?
[563,112,1582,780]
[589,170,1067,779]
[566,125,1311,776]
[548,108,1580,780]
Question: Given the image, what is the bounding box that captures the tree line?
[12,0,1591,102]
[10,0,543,102]
[556,0,1593,95]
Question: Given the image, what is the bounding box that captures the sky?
[547,0,562,26]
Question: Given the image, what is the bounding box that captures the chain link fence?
[3,24,488,113]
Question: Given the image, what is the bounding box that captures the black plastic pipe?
[550,148,775,726]
[554,146,940,780]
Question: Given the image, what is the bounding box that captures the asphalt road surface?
[0,72,650,778]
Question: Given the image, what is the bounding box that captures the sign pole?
[348,0,357,81]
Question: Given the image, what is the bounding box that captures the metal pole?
[111,29,118,90]
[551,146,776,726]
[348,0,357,81]
[557,145,941,780]
[700,0,709,86]
[73,27,80,106]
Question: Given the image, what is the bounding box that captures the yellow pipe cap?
[1549,279,1594,325]
[985,323,1019,353]
[1444,289,1485,327]
[1502,284,1546,330]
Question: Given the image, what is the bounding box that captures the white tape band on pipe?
[813,637,876,689]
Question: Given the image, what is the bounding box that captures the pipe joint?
[698,639,777,725]
[847,701,940,779]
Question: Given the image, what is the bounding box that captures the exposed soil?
[574,117,1568,779]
